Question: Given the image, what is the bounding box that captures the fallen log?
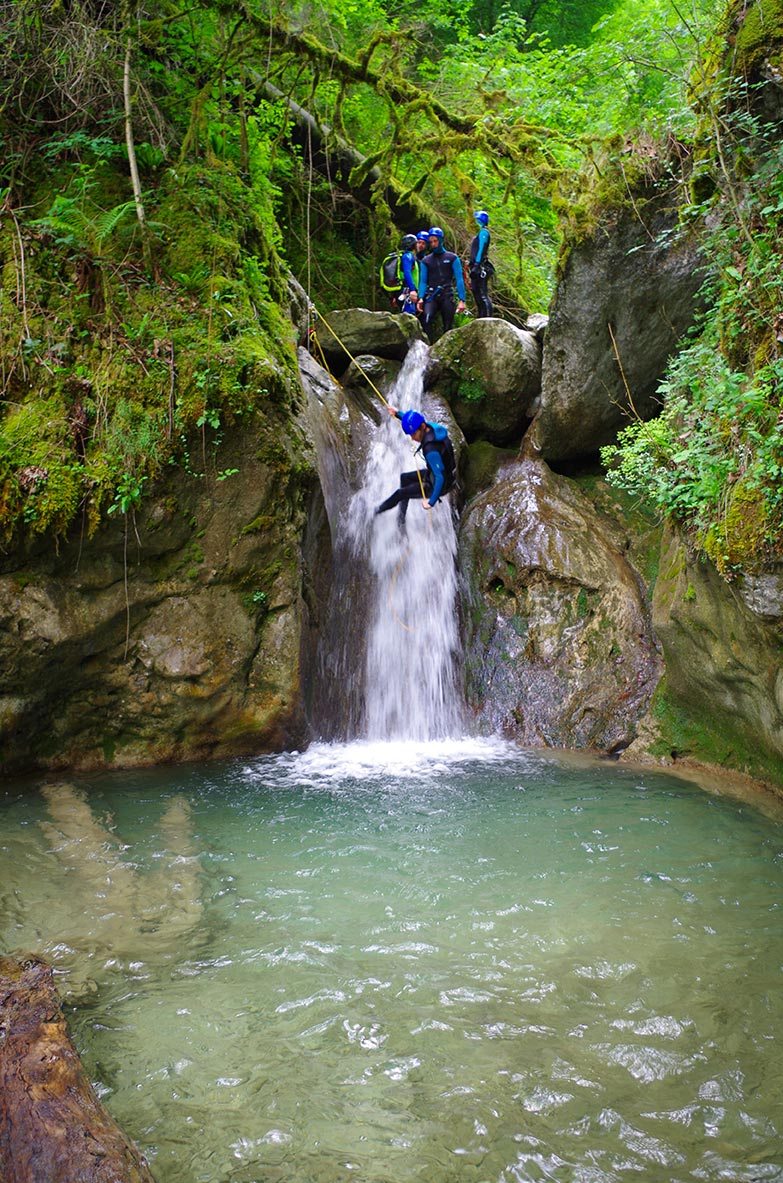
[0,955,156,1183]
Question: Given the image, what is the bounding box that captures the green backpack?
[379,252,419,293]
[379,251,403,292]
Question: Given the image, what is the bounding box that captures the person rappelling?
[375,405,456,525]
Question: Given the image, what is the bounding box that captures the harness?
[423,250,459,295]
[417,425,456,493]
[469,231,493,279]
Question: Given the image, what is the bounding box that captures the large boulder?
[628,526,783,785]
[314,308,425,375]
[460,455,661,749]
[426,318,541,445]
[531,185,706,462]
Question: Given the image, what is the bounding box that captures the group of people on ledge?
[389,212,494,343]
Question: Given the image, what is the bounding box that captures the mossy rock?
[733,0,783,72]
[426,318,541,445]
[704,480,770,576]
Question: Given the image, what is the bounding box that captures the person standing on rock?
[416,227,467,343]
[397,233,420,316]
[468,209,494,318]
[375,405,456,524]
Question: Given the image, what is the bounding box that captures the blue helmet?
[400,410,425,436]
[474,209,489,226]
[427,226,444,241]
[416,230,429,241]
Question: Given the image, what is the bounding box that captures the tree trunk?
[0,956,157,1183]
[124,37,153,271]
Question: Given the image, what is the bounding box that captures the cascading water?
[338,341,463,741]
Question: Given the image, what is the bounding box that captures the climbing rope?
[311,306,429,500]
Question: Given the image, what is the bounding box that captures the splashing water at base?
[344,342,462,740]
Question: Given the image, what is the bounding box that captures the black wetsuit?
[418,248,467,343]
[469,227,493,318]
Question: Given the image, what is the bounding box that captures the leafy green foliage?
[603,80,783,578]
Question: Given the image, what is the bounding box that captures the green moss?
[0,149,297,545]
[241,513,276,537]
[734,0,783,71]
[650,676,783,784]
[457,374,486,404]
[554,134,673,255]
[11,571,37,590]
[704,481,770,576]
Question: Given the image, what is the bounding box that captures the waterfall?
[342,341,463,740]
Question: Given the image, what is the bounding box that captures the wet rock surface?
[313,307,426,375]
[460,456,661,749]
[639,527,783,781]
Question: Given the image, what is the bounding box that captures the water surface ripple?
[2,740,783,1183]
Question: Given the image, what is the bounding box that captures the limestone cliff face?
[0,412,315,773]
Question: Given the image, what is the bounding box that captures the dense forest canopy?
[2,0,782,580]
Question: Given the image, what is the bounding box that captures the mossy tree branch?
[213,0,566,171]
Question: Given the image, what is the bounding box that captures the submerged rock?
[0,955,157,1182]
[460,456,660,750]
[426,318,541,445]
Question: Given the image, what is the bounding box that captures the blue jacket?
[470,228,490,266]
[401,249,418,292]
